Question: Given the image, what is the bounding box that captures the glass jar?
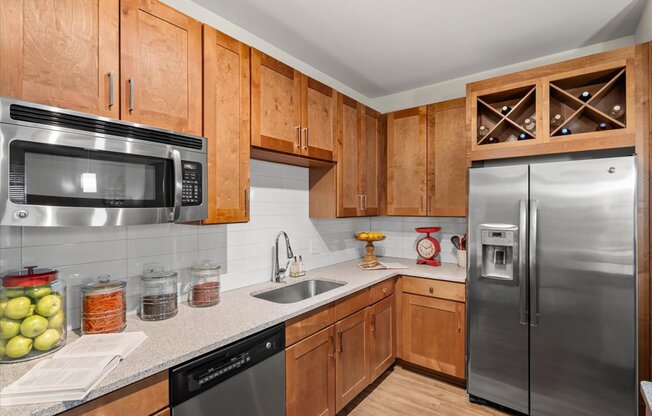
[140,270,178,321]
[81,275,127,334]
[1,266,66,363]
[189,261,221,307]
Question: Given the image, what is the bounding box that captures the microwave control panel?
[182,162,202,206]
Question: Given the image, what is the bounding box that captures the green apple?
[19,315,48,338]
[47,310,65,330]
[35,294,62,317]
[5,297,31,319]
[5,335,33,358]
[33,328,60,351]
[0,300,7,318]
[0,317,20,339]
[26,286,52,299]
[1,288,25,299]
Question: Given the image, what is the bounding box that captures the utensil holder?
[457,249,467,268]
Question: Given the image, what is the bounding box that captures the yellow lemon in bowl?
[358,232,369,239]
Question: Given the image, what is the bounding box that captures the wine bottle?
[486,136,499,144]
[523,117,536,132]
[500,105,512,115]
[560,128,572,135]
[478,125,489,138]
[578,91,592,102]
[609,104,625,119]
[518,133,529,141]
[550,114,564,128]
[596,122,610,131]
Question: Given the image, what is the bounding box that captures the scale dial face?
[417,238,437,259]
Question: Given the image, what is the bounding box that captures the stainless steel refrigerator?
[467,155,637,416]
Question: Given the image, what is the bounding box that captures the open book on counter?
[0,331,147,406]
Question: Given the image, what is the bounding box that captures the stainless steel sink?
[252,279,345,304]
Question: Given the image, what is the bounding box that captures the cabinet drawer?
[369,279,395,304]
[286,303,335,346]
[401,276,465,302]
[334,289,369,321]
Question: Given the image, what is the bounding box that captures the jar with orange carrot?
[81,275,127,334]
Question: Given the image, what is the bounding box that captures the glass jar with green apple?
[0,266,66,363]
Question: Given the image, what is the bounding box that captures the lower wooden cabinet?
[368,294,396,380]
[335,309,370,412]
[286,326,336,416]
[400,292,465,379]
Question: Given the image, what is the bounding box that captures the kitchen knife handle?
[518,199,528,325]
[529,199,539,326]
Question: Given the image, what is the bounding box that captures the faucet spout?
[273,231,294,282]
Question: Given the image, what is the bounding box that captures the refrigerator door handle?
[529,199,539,326]
[518,199,528,325]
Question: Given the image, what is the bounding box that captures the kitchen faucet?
[272,231,294,283]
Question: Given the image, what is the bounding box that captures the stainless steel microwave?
[0,98,207,226]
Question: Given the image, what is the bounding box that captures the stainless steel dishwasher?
[170,324,285,416]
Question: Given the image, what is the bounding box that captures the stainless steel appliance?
[0,97,207,226]
[170,324,285,416]
[467,155,637,416]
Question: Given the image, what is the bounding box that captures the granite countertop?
[0,257,465,416]
[642,381,652,413]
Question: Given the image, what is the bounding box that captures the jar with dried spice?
[81,275,126,334]
[188,261,221,307]
[139,269,178,321]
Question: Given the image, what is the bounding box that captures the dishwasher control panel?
[170,323,285,406]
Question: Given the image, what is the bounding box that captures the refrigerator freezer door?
[529,156,637,416]
[467,164,529,414]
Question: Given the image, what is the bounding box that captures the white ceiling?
[191,0,646,99]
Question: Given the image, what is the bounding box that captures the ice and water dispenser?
[479,225,517,280]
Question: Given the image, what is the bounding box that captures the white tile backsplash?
[0,159,466,329]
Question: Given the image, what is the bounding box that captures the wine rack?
[548,67,626,137]
[475,85,537,145]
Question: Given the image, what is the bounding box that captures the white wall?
[635,0,652,43]
[0,160,466,329]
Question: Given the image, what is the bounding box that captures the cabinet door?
[401,293,465,379]
[368,294,396,381]
[0,0,119,117]
[337,95,363,217]
[427,99,467,217]
[202,26,250,224]
[335,309,369,412]
[302,75,336,161]
[362,106,382,216]
[251,49,302,155]
[286,326,335,416]
[387,106,427,215]
[120,0,202,134]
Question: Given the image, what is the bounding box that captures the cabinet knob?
[382,288,387,294]
[429,287,434,294]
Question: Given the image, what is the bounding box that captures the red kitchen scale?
[415,227,442,266]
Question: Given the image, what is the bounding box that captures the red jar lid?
[2,266,58,287]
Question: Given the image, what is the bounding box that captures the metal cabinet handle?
[363,195,368,210]
[518,199,528,325]
[457,308,462,333]
[329,334,335,358]
[529,199,539,326]
[358,195,363,211]
[128,78,135,113]
[108,71,114,108]
[382,287,387,294]
[244,188,249,215]
[338,332,343,354]
[302,127,308,149]
[295,126,301,148]
[370,314,375,332]
[429,287,434,294]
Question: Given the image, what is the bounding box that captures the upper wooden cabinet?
[252,49,336,162]
[362,107,383,216]
[427,99,467,217]
[468,46,637,161]
[120,0,202,135]
[202,26,250,224]
[337,96,363,216]
[387,106,428,215]
[0,0,120,117]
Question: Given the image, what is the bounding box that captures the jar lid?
[81,275,126,294]
[191,260,221,271]
[141,270,178,281]
[2,266,58,287]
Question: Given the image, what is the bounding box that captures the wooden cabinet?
[202,25,250,224]
[301,75,337,160]
[368,294,396,381]
[399,278,466,380]
[0,0,120,117]
[361,107,383,216]
[286,326,336,416]
[387,106,428,215]
[335,309,370,412]
[337,96,363,216]
[427,99,468,216]
[120,0,202,135]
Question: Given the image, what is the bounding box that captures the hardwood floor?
[339,365,509,416]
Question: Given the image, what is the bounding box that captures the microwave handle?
[170,149,182,222]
